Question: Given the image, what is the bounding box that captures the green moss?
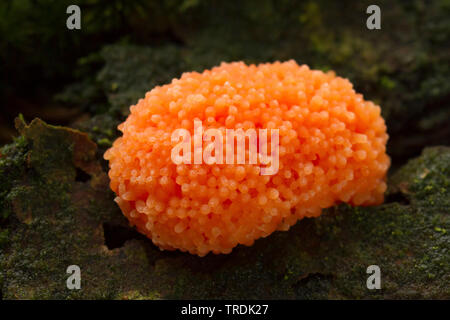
[0,229,8,248]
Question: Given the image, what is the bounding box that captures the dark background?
[1,0,449,169]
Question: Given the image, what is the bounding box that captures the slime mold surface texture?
[104,61,390,256]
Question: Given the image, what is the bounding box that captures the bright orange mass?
[104,61,390,256]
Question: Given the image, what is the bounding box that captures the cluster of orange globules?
[104,61,390,256]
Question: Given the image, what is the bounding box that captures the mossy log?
[0,118,448,299]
